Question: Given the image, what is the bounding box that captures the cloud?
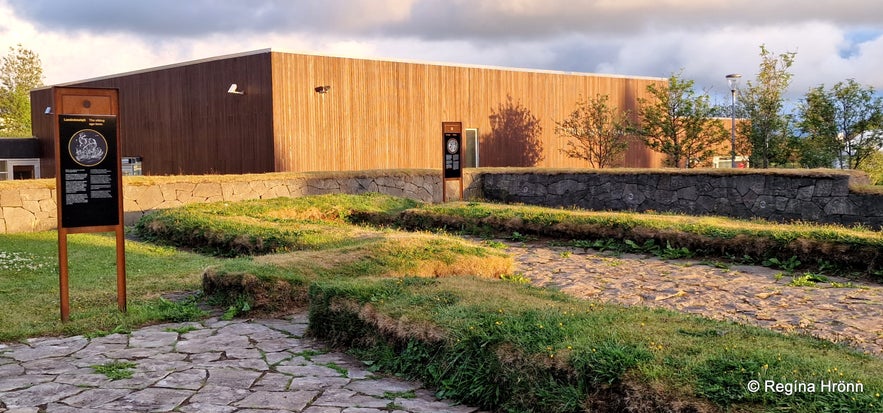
[10,0,883,40]
[2,0,882,101]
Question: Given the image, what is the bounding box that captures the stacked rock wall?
[476,169,881,228]
[2,168,881,233]
[0,170,441,233]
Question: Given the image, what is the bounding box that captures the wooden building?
[31,49,669,177]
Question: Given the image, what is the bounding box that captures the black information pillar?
[53,86,126,323]
[58,115,120,228]
[442,122,463,201]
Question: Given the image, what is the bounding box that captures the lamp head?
[227,84,244,95]
[725,73,742,91]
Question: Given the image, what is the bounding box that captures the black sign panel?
[444,132,462,179]
[58,115,120,228]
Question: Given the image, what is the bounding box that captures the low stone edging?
[0,170,442,233]
[1,167,880,233]
[473,168,881,228]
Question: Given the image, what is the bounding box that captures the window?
[0,159,40,180]
[464,128,480,168]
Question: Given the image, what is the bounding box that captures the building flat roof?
[38,48,665,89]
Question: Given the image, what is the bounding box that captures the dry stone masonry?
[477,169,882,228]
[1,168,881,233]
[0,171,441,233]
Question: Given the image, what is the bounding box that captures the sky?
[1,0,882,103]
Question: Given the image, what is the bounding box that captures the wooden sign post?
[52,87,126,322]
[442,122,464,202]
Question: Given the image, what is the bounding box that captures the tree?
[637,72,727,168]
[795,85,841,168]
[556,94,633,168]
[831,79,883,169]
[0,44,44,137]
[797,80,883,170]
[738,45,796,168]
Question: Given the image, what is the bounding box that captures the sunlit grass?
[0,231,219,341]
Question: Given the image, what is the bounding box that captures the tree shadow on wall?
[482,96,544,167]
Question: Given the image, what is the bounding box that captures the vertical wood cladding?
[33,50,669,177]
[32,52,275,177]
[270,51,667,172]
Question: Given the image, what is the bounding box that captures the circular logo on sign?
[68,129,108,167]
[446,137,459,154]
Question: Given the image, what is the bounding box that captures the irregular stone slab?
[0,374,54,392]
[54,370,111,388]
[187,384,250,406]
[104,388,194,411]
[21,357,83,375]
[276,364,347,378]
[175,334,250,354]
[43,404,119,413]
[251,372,293,391]
[258,318,309,337]
[345,378,421,397]
[1,382,83,408]
[290,376,351,391]
[303,407,345,413]
[253,337,308,353]
[311,388,391,409]
[178,402,238,413]
[155,368,207,390]
[59,388,130,408]
[234,390,318,411]
[0,361,25,378]
[204,368,263,388]
[394,397,481,413]
[129,330,179,348]
[8,337,88,362]
[224,347,263,360]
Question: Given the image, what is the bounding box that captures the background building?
[31,49,668,177]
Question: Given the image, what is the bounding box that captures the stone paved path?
[505,240,883,356]
[0,313,484,413]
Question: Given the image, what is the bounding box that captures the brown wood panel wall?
[32,52,276,177]
[270,52,668,173]
[32,50,672,177]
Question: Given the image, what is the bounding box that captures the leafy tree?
[637,72,727,168]
[0,44,44,137]
[859,150,883,185]
[831,79,882,169]
[795,86,841,168]
[797,80,883,170]
[556,94,633,168]
[738,45,796,168]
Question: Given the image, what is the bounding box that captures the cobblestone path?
[0,313,483,413]
[505,240,883,356]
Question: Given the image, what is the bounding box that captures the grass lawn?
[3,193,883,412]
[0,231,221,340]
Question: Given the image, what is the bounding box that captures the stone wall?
[0,170,441,233]
[3,168,883,234]
[476,168,883,228]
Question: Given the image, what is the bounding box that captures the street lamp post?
[726,74,742,168]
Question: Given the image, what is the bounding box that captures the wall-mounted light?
[314,85,331,94]
[227,83,245,95]
[44,106,53,115]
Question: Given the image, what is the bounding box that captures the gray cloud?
[7,0,883,98]
[10,0,883,40]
